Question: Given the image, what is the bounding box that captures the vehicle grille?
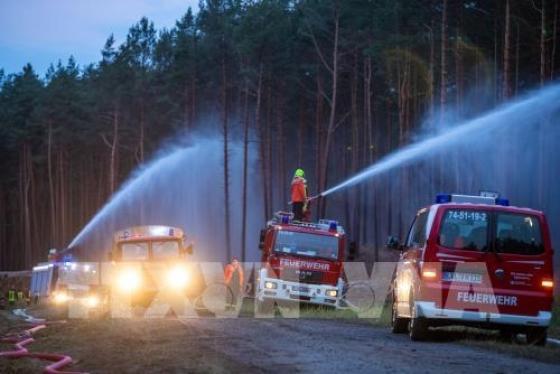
[281,269,323,284]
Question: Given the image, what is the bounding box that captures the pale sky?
[0,0,199,77]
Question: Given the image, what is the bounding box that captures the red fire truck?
[255,212,346,310]
[389,193,554,344]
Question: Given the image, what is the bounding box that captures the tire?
[409,301,429,341]
[391,294,409,334]
[526,327,547,346]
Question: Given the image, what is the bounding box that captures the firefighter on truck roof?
[291,168,308,221]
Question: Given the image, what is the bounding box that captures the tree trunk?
[47,121,56,246]
[440,0,448,116]
[314,74,324,216]
[241,81,250,262]
[139,102,145,163]
[255,64,267,222]
[20,144,33,268]
[503,0,512,99]
[515,21,520,96]
[276,88,286,206]
[297,95,305,166]
[58,150,66,246]
[318,5,340,218]
[455,5,464,113]
[350,51,359,245]
[551,0,558,80]
[541,0,547,86]
[221,55,231,261]
[428,22,435,120]
[109,106,119,195]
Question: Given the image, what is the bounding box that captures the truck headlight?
[264,281,278,290]
[167,265,189,289]
[326,289,338,297]
[53,291,69,304]
[117,269,141,293]
[84,295,99,308]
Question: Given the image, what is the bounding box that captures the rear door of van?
[487,210,553,318]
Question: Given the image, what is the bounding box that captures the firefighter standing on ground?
[291,168,308,221]
[224,257,244,310]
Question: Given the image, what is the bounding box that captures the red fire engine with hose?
[255,212,346,310]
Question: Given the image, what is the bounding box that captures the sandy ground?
[1,308,560,374]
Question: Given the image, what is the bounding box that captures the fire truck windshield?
[121,242,149,260]
[274,230,339,260]
[152,240,180,259]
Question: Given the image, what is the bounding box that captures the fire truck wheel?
[408,301,429,341]
[526,327,547,346]
[391,294,408,334]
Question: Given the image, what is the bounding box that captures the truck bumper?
[257,276,343,309]
[416,301,552,327]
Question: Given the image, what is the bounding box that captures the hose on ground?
[0,321,87,373]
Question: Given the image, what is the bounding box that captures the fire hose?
[0,321,87,373]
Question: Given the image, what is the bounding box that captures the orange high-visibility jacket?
[291,177,307,203]
[224,263,244,287]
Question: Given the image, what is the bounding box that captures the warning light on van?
[422,269,437,279]
[435,193,509,206]
[495,197,509,206]
[542,280,554,289]
[435,194,452,204]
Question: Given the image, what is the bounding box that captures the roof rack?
[268,211,345,234]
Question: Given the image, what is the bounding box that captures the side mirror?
[258,229,266,251]
[386,236,401,250]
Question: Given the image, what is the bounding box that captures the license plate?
[293,286,309,293]
[442,272,482,284]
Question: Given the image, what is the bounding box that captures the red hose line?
[0,323,87,374]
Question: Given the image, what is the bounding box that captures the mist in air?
[322,83,560,262]
[68,83,560,267]
[68,134,262,262]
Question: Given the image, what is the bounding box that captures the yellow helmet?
[294,168,305,178]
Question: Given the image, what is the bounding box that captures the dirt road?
[2,313,559,373]
[176,318,559,373]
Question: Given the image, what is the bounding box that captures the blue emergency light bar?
[495,197,510,206]
[436,193,452,204]
[435,193,509,206]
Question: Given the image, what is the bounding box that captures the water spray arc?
[318,84,560,198]
[66,136,260,261]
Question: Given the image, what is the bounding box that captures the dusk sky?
[0,0,199,77]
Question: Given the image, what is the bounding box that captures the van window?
[407,211,429,247]
[495,213,544,255]
[439,210,489,251]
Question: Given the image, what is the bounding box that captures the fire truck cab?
[256,212,346,309]
[41,225,196,315]
[389,193,554,344]
[109,225,196,305]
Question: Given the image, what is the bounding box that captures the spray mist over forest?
[68,133,263,262]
